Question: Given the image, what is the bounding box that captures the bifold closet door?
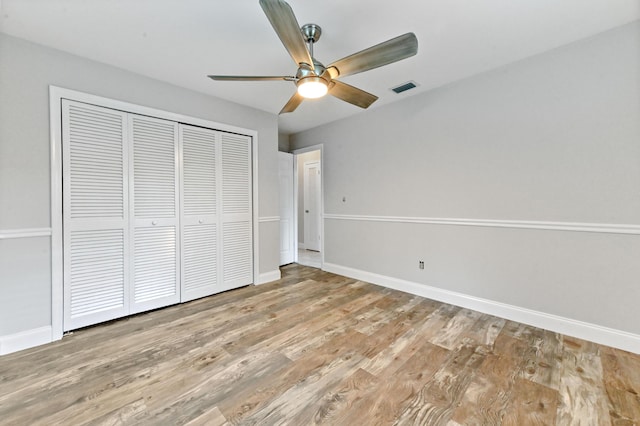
[62,99,253,330]
[180,126,253,298]
[62,100,130,331]
[221,133,253,289]
[180,125,219,301]
[129,114,180,313]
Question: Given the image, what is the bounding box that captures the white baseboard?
[0,326,53,355]
[257,270,281,285]
[298,243,305,250]
[323,262,640,354]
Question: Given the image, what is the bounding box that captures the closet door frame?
[50,86,259,341]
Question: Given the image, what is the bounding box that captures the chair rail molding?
[0,228,52,239]
[258,216,280,223]
[324,214,640,235]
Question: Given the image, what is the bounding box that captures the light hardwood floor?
[1,264,639,425]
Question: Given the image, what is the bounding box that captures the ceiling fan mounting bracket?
[301,23,322,44]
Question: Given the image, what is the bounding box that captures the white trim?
[323,262,640,354]
[0,228,52,239]
[50,87,255,136]
[292,145,322,155]
[50,87,64,341]
[0,326,53,355]
[258,216,280,223]
[324,214,640,236]
[292,155,299,263]
[251,132,260,289]
[257,270,281,285]
[50,86,260,340]
[298,243,306,250]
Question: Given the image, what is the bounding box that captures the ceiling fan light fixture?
[209,0,418,114]
[297,76,328,99]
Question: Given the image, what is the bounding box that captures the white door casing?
[303,160,321,252]
[278,152,295,265]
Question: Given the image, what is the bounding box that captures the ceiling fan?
[208,0,418,114]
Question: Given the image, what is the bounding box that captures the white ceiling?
[1,1,638,134]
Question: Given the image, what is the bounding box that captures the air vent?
[391,81,418,94]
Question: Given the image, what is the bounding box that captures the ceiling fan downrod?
[301,23,322,61]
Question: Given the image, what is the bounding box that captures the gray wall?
[0,33,280,336]
[278,133,290,152]
[291,22,640,335]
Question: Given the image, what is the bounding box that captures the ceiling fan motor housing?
[296,60,330,82]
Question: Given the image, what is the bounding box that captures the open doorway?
[294,146,322,268]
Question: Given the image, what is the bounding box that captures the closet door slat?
[221,133,253,288]
[180,125,219,301]
[62,100,130,331]
[129,115,180,313]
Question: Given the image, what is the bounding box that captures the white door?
[303,161,321,252]
[61,98,255,331]
[180,124,219,302]
[221,133,253,290]
[278,152,295,265]
[128,114,180,314]
[62,100,130,331]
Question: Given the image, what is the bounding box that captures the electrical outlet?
[419,260,424,270]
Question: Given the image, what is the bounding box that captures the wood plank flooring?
[1,264,639,425]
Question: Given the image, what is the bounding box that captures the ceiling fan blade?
[208,75,295,81]
[259,0,314,67]
[280,92,304,114]
[329,80,378,109]
[327,33,418,79]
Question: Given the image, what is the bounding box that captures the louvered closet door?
[62,100,130,331]
[129,114,180,313]
[221,133,253,289]
[180,125,219,302]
